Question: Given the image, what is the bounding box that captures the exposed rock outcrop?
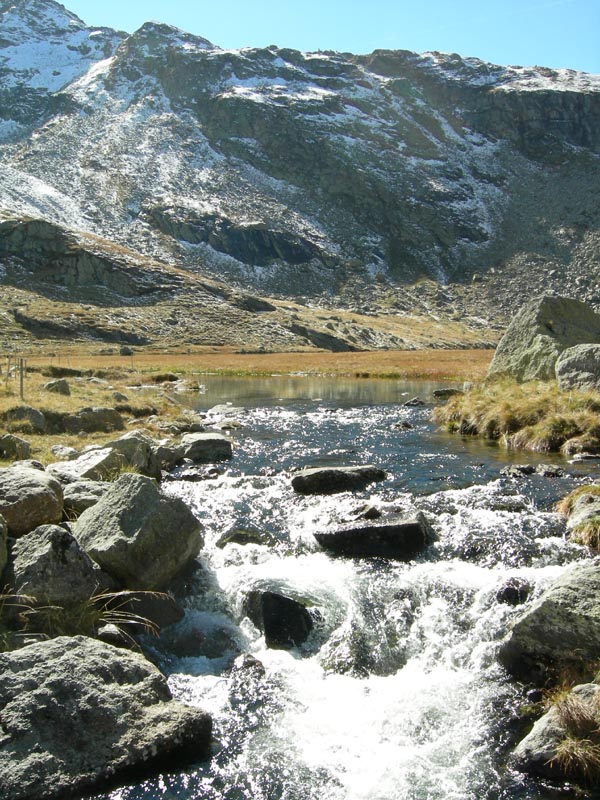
[487,296,600,382]
[0,636,212,800]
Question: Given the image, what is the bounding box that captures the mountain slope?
[0,0,599,351]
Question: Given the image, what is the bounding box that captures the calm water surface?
[92,377,600,800]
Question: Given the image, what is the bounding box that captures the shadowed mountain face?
[0,0,599,349]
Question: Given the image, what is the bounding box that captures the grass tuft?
[435,380,600,453]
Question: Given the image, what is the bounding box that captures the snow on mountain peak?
[0,0,124,93]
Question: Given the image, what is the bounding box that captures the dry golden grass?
[25,347,493,382]
[434,379,600,453]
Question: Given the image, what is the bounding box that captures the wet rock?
[122,590,185,631]
[291,465,387,495]
[180,432,233,462]
[394,421,413,430]
[244,590,315,649]
[9,524,101,606]
[314,512,433,560]
[0,465,63,537]
[216,525,275,548]
[0,434,30,461]
[500,464,535,478]
[496,577,532,605]
[352,503,382,521]
[163,465,221,482]
[404,396,425,407]
[555,343,600,391]
[75,473,203,589]
[510,683,600,780]
[488,295,600,382]
[43,378,70,396]
[535,464,565,478]
[0,636,212,800]
[63,479,110,517]
[498,564,600,682]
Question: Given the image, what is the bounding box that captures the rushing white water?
[92,378,599,800]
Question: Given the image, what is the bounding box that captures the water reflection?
[190,375,453,409]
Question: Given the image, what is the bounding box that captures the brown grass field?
[25,347,493,382]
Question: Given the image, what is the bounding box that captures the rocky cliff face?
[0,0,598,350]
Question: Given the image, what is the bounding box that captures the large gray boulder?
[498,564,600,682]
[0,636,212,800]
[291,465,387,495]
[555,343,600,391]
[9,525,102,607]
[487,296,600,382]
[75,473,203,589]
[0,465,63,537]
[511,683,600,780]
[180,432,233,462]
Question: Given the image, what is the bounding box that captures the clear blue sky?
[66,0,600,74]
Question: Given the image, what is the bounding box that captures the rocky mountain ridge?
[0,0,598,351]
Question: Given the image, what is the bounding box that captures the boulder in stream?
[244,590,316,650]
[291,465,387,495]
[180,432,233,462]
[314,512,433,560]
[498,564,600,682]
[0,636,212,800]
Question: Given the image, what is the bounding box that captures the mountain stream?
[91,376,600,800]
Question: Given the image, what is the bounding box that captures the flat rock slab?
[0,636,212,800]
[315,512,432,559]
[291,465,387,495]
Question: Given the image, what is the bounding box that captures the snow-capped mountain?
[0,0,599,349]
